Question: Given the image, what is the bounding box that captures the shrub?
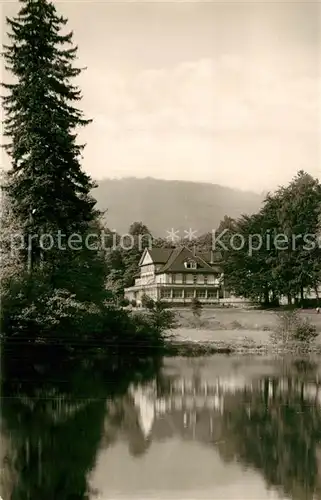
[141,294,155,310]
[230,320,243,330]
[1,272,102,346]
[1,272,174,353]
[120,297,130,307]
[291,317,318,342]
[270,310,318,345]
[148,300,177,332]
[191,297,202,318]
[131,299,137,308]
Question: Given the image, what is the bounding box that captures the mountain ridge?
[93,177,264,237]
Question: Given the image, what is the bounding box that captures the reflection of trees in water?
[130,358,321,500]
[1,380,106,499]
[6,351,320,500]
[103,394,152,457]
[0,347,160,500]
[98,357,321,500]
[216,371,321,500]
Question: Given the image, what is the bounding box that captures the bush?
[148,300,177,332]
[191,297,202,318]
[120,297,130,307]
[131,299,137,308]
[141,294,155,310]
[291,317,318,342]
[1,272,175,354]
[1,273,101,345]
[270,310,318,345]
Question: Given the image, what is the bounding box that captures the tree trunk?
[271,291,279,307]
[315,285,320,303]
[263,288,269,306]
[300,286,304,305]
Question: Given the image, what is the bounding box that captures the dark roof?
[139,245,222,272]
[146,248,173,264]
[156,246,221,273]
[159,247,184,272]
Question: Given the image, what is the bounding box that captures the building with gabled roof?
[124,245,226,305]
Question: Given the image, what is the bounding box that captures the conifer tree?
[2,0,106,301]
[2,0,98,247]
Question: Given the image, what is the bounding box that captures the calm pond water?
[1,353,321,500]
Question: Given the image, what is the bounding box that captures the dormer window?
[184,259,197,270]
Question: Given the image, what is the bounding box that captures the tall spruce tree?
[2,0,98,238]
[2,0,106,301]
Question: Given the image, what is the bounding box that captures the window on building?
[184,260,197,270]
[197,274,204,284]
[161,289,171,298]
[175,273,183,283]
[207,290,217,299]
[196,289,206,299]
[185,289,194,298]
[186,274,194,284]
[173,289,183,298]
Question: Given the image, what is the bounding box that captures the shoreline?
[161,307,321,356]
[164,338,321,357]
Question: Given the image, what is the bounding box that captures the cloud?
[3,53,317,191]
[80,56,317,138]
[78,55,319,190]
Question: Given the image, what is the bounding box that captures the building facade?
[124,246,227,305]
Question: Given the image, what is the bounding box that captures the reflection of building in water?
[98,367,321,500]
[126,375,256,446]
[129,381,157,438]
[259,378,321,406]
[122,373,321,452]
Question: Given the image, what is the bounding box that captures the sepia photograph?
[0,0,321,499]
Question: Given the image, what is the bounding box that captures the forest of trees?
[0,0,172,352]
[1,0,320,354]
[218,171,321,306]
[104,171,321,308]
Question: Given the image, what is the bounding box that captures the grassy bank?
[174,307,321,331]
[164,338,321,357]
[164,307,321,356]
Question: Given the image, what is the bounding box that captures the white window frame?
[196,289,206,299]
[184,260,197,270]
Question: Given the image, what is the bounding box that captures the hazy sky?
[2,0,321,192]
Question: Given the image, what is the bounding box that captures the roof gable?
[138,245,222,273]
[138,247,174,266]
[158,246,218,273]
[139,248,154,266]
[147,248,173,264]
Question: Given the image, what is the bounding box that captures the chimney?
[193,244,196,256]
